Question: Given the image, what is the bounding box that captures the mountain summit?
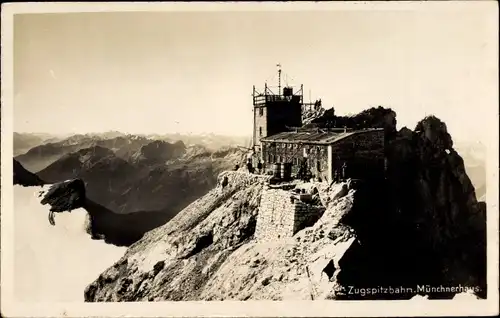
[83,114,486,301]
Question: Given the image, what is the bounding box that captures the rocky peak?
[83,112,486,301]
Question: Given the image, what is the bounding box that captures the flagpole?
[277,63,282,96]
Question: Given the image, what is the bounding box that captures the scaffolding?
[252,64,321,111]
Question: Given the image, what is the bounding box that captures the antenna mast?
[277,63,282,95]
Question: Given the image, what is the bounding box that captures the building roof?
[260,128,383,145]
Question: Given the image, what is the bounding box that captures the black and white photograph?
[1,2,498,317]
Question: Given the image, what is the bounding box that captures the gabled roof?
[260,128,383,145]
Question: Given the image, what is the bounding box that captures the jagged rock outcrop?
[83,114,486,302]
[40,179,87,213]
[35,179,187,246]
[13,159,45,187]
[334,115,486,299]
[309,106,398,139]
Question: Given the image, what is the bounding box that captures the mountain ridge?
[83,112,487,301]
[31,141,246,217]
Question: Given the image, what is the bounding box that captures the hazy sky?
[13,4,498,142]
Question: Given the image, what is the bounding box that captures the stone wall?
[254,189,295,242]
[293,202,326,234]
[255,188,326,242]
[331,129,385,180]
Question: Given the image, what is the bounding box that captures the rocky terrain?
[11,107,487,302]
[83,112,486,302]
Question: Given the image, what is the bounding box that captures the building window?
[317,160,321,171]
[259,108,264,116]
[268,153,272,163]
[277,155,281,162]
[259,127,262,137]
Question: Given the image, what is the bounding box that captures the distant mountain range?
[12,129,485,226]
[14,132,247,223]
[13,132,60,156]
[14,132,250,172]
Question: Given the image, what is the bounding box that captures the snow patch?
[13,185,127,302]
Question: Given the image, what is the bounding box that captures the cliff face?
[85,172,272,301]
[334,115,486,300]
[84,115,486,301]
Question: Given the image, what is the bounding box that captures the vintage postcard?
[1,1,499,317]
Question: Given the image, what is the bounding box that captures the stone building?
[252,65,321,154]
[251,67,386,182]
[252,84,303,152]
[260,128,385,182]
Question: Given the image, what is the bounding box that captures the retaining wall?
[255,188,326,242]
